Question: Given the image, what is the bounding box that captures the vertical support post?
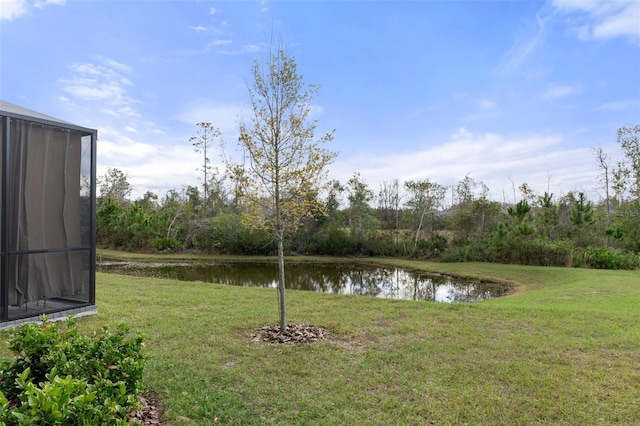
[1,116,10,321]
[89,130,97,305]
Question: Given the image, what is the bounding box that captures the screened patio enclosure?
[0,100,97,328]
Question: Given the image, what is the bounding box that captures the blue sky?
[1,0,639,204]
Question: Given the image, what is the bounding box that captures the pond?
[97,261,509,303]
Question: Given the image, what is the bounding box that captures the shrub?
[411,234,447,259]
[0,316,146,425]
[306,223,354,256]
[441,241,491,263]
[584,246,640,270]
[486,238,575,267]
[152,237,182,251]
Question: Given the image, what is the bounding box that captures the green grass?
[2,255,640,425]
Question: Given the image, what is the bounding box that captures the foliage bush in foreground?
[0,316,146,425]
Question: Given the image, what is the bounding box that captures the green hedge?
[0,316,146,425]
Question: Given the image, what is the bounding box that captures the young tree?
[570,192,595,246]
[507,199,535,237]
[535,192,558,240]
[190,122,222,210]
[235,48,336,331]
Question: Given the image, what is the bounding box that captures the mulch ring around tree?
[131,392,162,425]
[252,324,330,344]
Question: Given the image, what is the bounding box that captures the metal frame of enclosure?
[0,100,97,328]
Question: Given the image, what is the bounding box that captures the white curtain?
[7,120,83,306]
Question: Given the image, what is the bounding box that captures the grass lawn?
[2,254,639,425]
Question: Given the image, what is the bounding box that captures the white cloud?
[125,126,137,133]
[217,43,264,55]
[58,95,74,107]
[101,58,133,74]
[466,99,501,121]
[452,127,473,140]
[98,127,158,163]
[330,130,599,201]
[34,0,65,9]
[0,0,65,20]
[593,2,640,40]
[96,130,206,198]
[479,99,497,110]
[552,0,640,42]
[209,7,217,15]
[59,58,138,115]
[497,11,551,74]
[174,101,247,137]
[62,79,127,101]
[538,84,582,100]
[242,44,261,53]
[0,0,28,20]
[189,25,223,34]
[595,99,640,111]
[209,39,233,47]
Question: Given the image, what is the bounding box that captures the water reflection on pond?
[97,261,509,303]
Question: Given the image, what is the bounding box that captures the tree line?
[96,124,639,270]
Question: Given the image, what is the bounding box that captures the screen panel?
[8,120,84,252]
[6,250,91,320]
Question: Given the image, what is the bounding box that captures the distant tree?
[96,198,126,246]
[449,175,492,244]
[234,48,336,331]
[518,182,537,203]
[570,192,595,246]
[609,126,640,252]
[137,191,159,212]
[97,168,132,206]
[455,175,487,207]
[535,192,558,240]
[378,179,400,228]
[124,201,153,249]
[160,189,186,240]
[191,122,222,210]
[224,163,248,212]
[594,147,612,218]
[378,179,402,247]
[404,179,445,253]
[325,179,345,222]
[507,199,535,237]
[346,173,376,240]
[612,125,640,203]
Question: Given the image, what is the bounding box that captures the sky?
[1,0,639,204]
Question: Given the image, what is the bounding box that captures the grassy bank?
[2,256,640,425]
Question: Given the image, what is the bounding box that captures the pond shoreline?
[96,254,511,303]
[97,249,519,294]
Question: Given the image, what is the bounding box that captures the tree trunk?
[277,232,287,332]
[413,208,426,253]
